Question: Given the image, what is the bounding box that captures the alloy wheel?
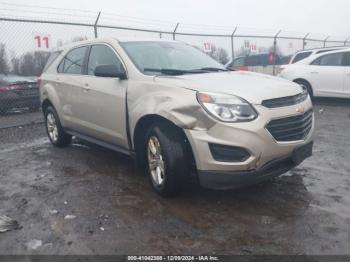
[147,136,165,186]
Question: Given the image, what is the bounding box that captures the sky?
[3,0,348,39]
[0,0,348,58]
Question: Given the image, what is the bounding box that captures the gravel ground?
[0,100,349,255]
[0,110,43,129]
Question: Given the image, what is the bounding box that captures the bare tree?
[207,45,230,65]
[71,36,88,43]
[16,51,50,76]
[10,51,20,75]
[0,43,10,74]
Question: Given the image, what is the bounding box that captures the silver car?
[40,38,314,196]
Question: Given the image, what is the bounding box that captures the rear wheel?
[144,123,190,197]
[44,106,71,147]
[294,79,313,99]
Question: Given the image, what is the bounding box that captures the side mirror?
[94,64,127,79]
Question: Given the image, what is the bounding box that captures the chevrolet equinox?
[40,38,314,196]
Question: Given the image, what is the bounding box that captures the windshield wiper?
[198,67,228,72]
[144,67,228,76]
[144,68,207,76]
[143,68,186,75]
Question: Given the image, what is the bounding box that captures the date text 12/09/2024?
[127,256,220,261]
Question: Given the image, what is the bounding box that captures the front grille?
[262,91,308,108]
[266,109,313,142]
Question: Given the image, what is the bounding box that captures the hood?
[154,71,302,104]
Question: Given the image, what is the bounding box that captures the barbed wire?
[0,1,349,41]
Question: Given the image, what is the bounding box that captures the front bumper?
[184,98,314,189]
[198,142,313,189]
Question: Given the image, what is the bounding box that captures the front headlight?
[196,92,258,122]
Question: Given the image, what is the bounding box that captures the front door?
[309,52,345,97]
[78,44,128,148]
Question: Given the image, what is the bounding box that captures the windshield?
[120,41,226,75]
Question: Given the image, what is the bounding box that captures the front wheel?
[145,123,190,197]
[44,106,71,147]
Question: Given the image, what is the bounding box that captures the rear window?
[231,57,245,67]
[291,52,312,63]
[245,55,261,66]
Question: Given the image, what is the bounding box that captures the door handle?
[311,72,319,74]
[82,84,90,92]
[55,78,61,86]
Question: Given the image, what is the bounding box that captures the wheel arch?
[41,98,54,112]
[133,114,197,171]
[293,78,314,96]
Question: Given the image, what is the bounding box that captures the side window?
[58,46,88,74]
[343,52,350,66]
[292,52,312,63]
[87,45,123,76]
[311,57,321,65]
[312,53,344,66]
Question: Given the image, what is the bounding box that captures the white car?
[279,49,350,98]
[289,47,347,64]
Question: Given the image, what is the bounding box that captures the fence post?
[344,37,350,46]
[94,11,101,38]
[302,33,309,50]
[273,30,281,76]
[231,27,237,61]
[173,23,179,40]
[159,32,162,39]
[323,36,330,48]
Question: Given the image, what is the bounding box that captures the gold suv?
[40,38,314,196]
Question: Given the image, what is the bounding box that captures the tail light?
[37,76,42,88]
[276,66,285,74]
[0,85,21,92]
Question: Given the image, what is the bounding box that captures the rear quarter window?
[57,46,88,74]
[292,52,312,63]
[42,51,62,72]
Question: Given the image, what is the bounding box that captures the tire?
[294,79,313,99]
[144,122,190,197]
[44,106,71,147]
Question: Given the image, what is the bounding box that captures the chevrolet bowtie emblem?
[296,107,305,113]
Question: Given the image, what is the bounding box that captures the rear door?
[56,46,89,131]
[308,52,345,96]
[78,44,128,148]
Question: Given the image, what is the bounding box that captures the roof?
[55,37,180,51]
[296,46,348,53]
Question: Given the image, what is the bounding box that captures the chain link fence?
[0,4,349,126]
